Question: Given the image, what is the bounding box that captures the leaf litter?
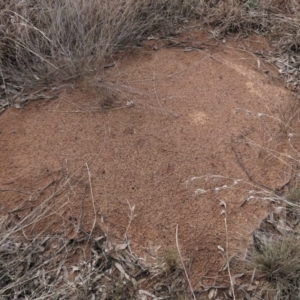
[0,169,191,300]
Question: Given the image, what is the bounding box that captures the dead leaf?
[115,243,128,252]
[273,206,284,215]
[218,245,225,253]
[71,266,80,272]
[276,219,293,233]
[208,288,217,299]
[115,262,130,280]
[247,285,257,292]
[63,266,69,282]
[184,47,193,52]
[218,199,227,209]
[138,289,156,298]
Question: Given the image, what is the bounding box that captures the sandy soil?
[0,30,296,286]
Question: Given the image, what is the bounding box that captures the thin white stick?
[176,224,196,300]
[124,199,135,238]
[222,209,236,300]
[86,163,97,239]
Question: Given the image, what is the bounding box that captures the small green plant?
[277,99,300,135]
[162,249,178,272]
[287,186,300,203]
[244,0,258,9]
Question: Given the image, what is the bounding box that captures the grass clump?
[0,0,202,104]
[242,183,300,299]
[1,0,300,108]
[247,234,300,299]
[287,186,300,203]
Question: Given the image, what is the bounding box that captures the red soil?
[0,30,296,286]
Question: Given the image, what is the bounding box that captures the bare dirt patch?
[0,31,295,287]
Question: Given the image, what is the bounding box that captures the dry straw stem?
[85,163,97,240]
[218,199,236,300]
[175,224,196,300]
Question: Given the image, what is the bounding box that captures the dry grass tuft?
[0,0,202,108]
[1,0,300,109]
[247,234,300,299]
[243,185,300,300]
